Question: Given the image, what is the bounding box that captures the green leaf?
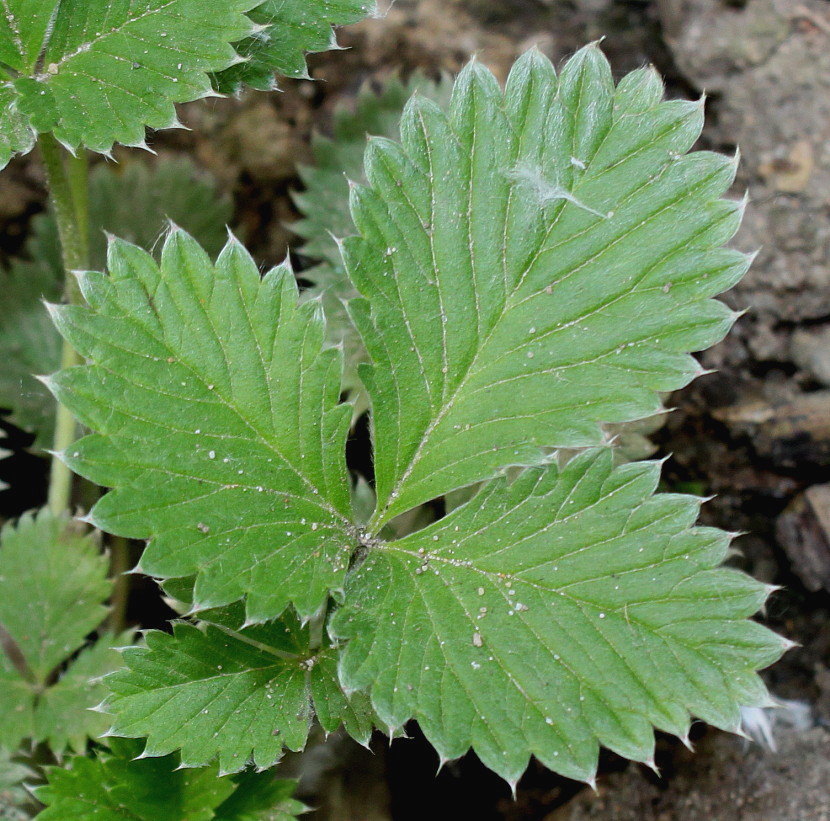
[0,748,35,821]
[213,773,306,821]
[0,256,62,448]
[0,85,35,168]
[0,510,123,753]
[293,73,453,410]
[0,1,62,72]
[0,651,34,751]
[344,47,749,528]
[35,739,236,820]
[332,449,787,784]
[0,748,34,791]
[0,0,258,164]
[213,0,376,93]
[104,616,374,773]
[84,158,235,265]
[0,510,110,683]
[34,631,133,756]
[48,229,354,622]
[0,157,232,450]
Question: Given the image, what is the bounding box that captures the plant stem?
[40,135,88,515]
[40,136,133,630]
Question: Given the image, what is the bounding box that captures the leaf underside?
[0,158,231,449]
[48,47,786,783]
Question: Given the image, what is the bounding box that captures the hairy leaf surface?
[0,158,230,449]
[333,450,786,783]
[213,0,375,93]
[48,230,354,621]
[0,85,35,168]
[105,618,374,772]
[294,73,453,409]
[345,47,749,527]
[0,0,258,164]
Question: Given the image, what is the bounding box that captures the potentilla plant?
[0,0,788,815]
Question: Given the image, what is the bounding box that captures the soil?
[1,0,829,818]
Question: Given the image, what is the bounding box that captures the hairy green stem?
[40,135,88,515]
[39,135,132,629]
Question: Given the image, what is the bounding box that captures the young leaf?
[213,0,376,93]
[0,256,62,449]
[332,449,787,784]
[0,652,34,751]
[0,748,35,820]
[293,73,453,409]
[0,511,110,683]
[0,157,232,450]
[344,47,749,528]
[47,230,354,621]
[0,510,126,753]
[104,617,374,773]
[0,1,258,165]
[33,631,133,756]
[35,739,236,821]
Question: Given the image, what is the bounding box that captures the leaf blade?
[332,451,786,783]
[213,0,375,92]
[346,48,747,527]
[0,157,232,449]
[1,0,259,161]
[48,229,354,621]
[105,618,373,773]
[0,510,110,683]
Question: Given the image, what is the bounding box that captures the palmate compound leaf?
[46,229,354,622]
[332,449,789,784]
[104,616,375,773]
[293,73,454,411]
[0,157,232,450]
[212,0,377,94]
[345,46,752,530]
[0,510,109,684]
[0,510,127,754]
[46,47,786,785]
[0,0,258,166]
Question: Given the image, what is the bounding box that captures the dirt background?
[1,0,829,818]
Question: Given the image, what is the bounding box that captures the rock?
[659,0,830,338]
[791,328,830,387]
[713,391,830,467]
[549,727,830,821]
[776,484,830,592]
